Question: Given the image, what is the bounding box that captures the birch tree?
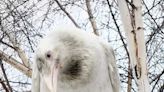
[117,0,151,91]
[0,0,163,91]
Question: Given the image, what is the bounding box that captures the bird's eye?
[46,51,52,59]
[46,53,51,58]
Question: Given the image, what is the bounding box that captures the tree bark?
[117,0,150,91]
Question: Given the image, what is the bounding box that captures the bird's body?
[32,28,120,92]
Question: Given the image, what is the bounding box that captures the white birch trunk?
[117,0,150,91]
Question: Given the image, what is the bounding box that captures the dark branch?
[0,59,13,92]
[0,78,9,92]
[54,0,80,28]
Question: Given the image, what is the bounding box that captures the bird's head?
[35,29,96,91]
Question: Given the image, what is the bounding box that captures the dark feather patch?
[63,59,82,80]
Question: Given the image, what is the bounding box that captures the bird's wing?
[32,60,40,92]
[100,40,120,92]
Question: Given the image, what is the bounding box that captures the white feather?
[32,27,120,92]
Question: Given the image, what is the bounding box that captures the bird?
[32,27,120,92]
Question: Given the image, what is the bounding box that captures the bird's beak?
[52,63,60,92]
[43,63,60,92]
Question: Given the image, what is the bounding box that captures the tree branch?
[85,0,99,36]
[150,69,164,84]
[142,0,164,44]
[0,59,13,92]
[54,0,80,28]
[0,50,32,78]
[0,78,9,92]
[2,31,30,68]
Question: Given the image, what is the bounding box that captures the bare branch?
[3,31,30,68]
[54,0,80,28]
[142,0,164,44]
[85,0,99,36]
[150,69,164,84]
[0,59,13,92]
[0,50,32,78]
[0,78,9,92]
[15,47,30,67]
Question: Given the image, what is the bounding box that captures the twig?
[54,0,80,28]
[150,69,164,84]
[0,59,13,92]
[0,78,9,92]
[142,0,164,44]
